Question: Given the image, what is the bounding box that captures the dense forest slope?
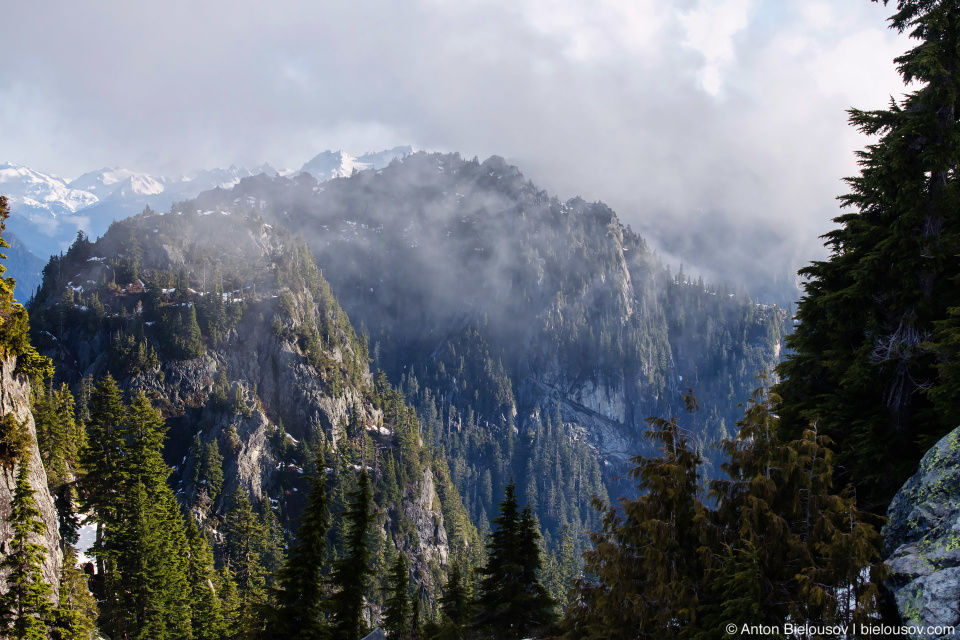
[189,152,787,552]
[26,206,481,614]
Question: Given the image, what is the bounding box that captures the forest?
[2,0,960,639]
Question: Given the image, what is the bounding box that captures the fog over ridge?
[1,0,914,297]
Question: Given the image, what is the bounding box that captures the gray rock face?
[0,355,61,602]
[884,426,960,639]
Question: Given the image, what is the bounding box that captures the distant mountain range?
[0,146,413,266]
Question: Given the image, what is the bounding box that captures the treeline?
[6,372,563,639]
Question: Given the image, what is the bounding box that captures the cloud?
[0,0,912,296]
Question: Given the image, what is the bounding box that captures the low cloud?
[1,0,911,294]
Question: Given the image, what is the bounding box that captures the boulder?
[884,426,960,639]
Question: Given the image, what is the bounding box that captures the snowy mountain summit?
[0,146,413,261]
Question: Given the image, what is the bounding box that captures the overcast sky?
[2,0,913,293]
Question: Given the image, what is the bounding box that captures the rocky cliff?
[27,206,477,601]
[884,425,960,639]
[0,354,61,602]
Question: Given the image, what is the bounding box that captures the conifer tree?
[273,461,330,640]
[185,517,225,640]
[776,0,960,508]
[438,564,471,640]
[108,393,193,640]
[0,458,54,639]
[223,488,267,639]
[563,394,707,640]
[51,548,98,640]
[475,480,555,638]
[78,375,125,578]
[329,470,374,640]
[382,553,410,638]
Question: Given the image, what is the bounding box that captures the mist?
[2,0,913,296]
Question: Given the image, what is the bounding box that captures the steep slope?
[27,206,479,608]
[189,151,787,558]
[0,354,62,602]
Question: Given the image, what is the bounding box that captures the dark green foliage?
[163,305,205,360]
[0,413,31,469]
[0,197,53,379]
[272,461,331,640]
[776,0,960,509]
[474,480,555,639]
[0,459,55,640]
[32,381,82,488]
[223,488,267,639]
[108,327,158,378]
[565,398,706,640]
[383,553,411,638]
[51,548,99,640]
[79,382,193,639]
[329,470,374,640]
[186,517,226,640]
[437,564,471,640]
[564,386,884,639]
[194,438,224,499]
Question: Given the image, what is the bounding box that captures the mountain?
[27,205,481,611]
[0,149,411,265]
[298,146,413,181]
[2,232,45,301]
[190,151,787,557]
[0,163,98,259]
[68,167,146,197]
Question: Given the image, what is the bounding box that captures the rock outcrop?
[884,425,960,639]
[0,355,61,602]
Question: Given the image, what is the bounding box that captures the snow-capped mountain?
[0,163,100,258]
[297,146,412,181]
[68,167,145,196]
[0,147,412,264]
[0,163,98,218]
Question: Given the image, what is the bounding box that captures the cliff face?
[0,355,61,601]
[28,206,473,596]
[884,426,960,638]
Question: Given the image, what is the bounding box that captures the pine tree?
[273,461,330,640]
[185,517,225,640]
[438,564,471,640]
[382,553,410,638]
[223,488,267,640]
[51,548,98,640]
[563,394,707,640]
[474,479,555,638]
[78,375,126,578]
[329,470,374,640]
[776,0,960,509]
[0,458,54,639]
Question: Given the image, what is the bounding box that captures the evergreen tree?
[563,394,707,640]
[51,548,98,640]
[382,553,410,638]
[78,375,125,578]
[776,0,960,509]
[474,480,555,638]
[273,461,330,640]
[0,458,54,639]
[438,564,471,640]
[186,518,225,640]
[329,470,374,640]
[223,488,267,640]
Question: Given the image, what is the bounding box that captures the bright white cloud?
[680,0,755,95]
